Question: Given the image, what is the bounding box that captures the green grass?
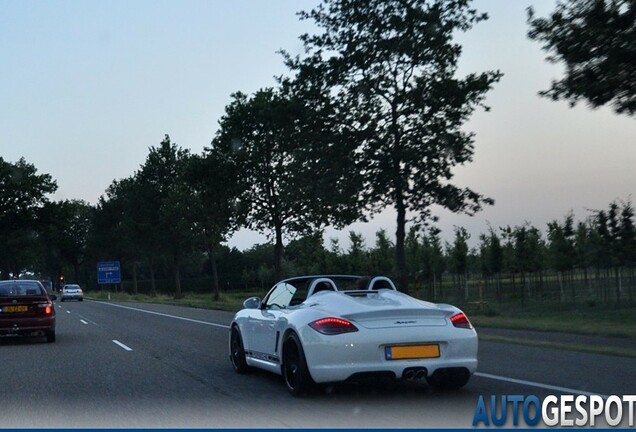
[478,334,636,358]
[87,290,636,339]
[469,304,636,339]
[87,290,256,312]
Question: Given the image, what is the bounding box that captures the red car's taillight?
[309,317,358,335]
[35,302,54,315]
[450,312,472,329]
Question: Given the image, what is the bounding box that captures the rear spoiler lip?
[342,308,455,321]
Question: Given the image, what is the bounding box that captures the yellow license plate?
[3,305,28,313]
[385,344,440,360]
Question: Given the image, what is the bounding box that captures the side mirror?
[243,296,261,309]
[49,294,58,301]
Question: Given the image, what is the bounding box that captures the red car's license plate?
[2,305,29,313]
[385,344,440,360]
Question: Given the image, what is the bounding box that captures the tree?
[369,229,395,276]
[287,0,500,289]
[448,226,470,300]
[95,176,151,294]
[0,157,57,278]
[421,227,446,300]
[547,214,576,301]
[41,200,93,284]
[478,227,503,300]
[185,148,244,300]
[528,0,636,115]
[286,231,327,275]
[216,88,359,280]
[346,231,368,274]
[132,135,193,297]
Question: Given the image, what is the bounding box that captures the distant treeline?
[115,199,634,308]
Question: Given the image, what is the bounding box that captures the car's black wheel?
[282,332,314,396]
[46,330,56,343]
[60,299,65,302]
[229,326,252,374]
[79,298,83,302]
[426,368,470,390]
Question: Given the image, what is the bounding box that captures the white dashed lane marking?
[112,340,133,351]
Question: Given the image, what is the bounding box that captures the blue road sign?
[97,261,121,284]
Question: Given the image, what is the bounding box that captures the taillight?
[451,312,472,329]
[309,317,358,335]
[36,303,54,315]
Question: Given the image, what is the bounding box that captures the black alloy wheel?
[282,332,314,396]
[230,326,251,374]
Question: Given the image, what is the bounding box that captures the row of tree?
[2,148,633,307]
[1,0,633,306]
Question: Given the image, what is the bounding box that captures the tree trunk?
[132,261,138,295]
[209,244,220,301]
[148,256,157,296]
[395,198,407,292]
[615,267,621,307]
[274,223,284,281]
[174,254,182,299]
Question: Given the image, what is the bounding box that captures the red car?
[0,280,57,343]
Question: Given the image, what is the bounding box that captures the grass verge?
[479,334,636,359]
[469,306,636,339]
[87,291,636,340]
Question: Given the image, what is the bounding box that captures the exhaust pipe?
[403,367,427,381]
[404,370,416,380]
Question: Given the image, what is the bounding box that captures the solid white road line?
[474,372,609,398]
[112,340,133,351]
[94,301,230,329]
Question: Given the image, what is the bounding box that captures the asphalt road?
[1,299,634,428]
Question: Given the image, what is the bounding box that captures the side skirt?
[245,352,282,375]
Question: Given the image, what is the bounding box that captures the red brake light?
[309,317,358,335]
[451,312,472,329]
[35,302,53,315]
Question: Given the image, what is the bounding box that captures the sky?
[1,0,635,251]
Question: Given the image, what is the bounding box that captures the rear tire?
[46,330,56,343]
[282,332,314,396]
[229,326,252,374]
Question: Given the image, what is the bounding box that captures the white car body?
[60,284,84,302]
[229,275,477,395]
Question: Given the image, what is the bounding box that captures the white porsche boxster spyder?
[229,275,477,396]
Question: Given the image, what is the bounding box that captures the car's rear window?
[64,285,80,289]
[0,282,43,297]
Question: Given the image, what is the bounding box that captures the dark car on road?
[0,280,57,343]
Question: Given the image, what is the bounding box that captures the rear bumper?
[0,316,56,335]
[298,325,478,383]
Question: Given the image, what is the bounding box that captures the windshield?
[264,282,296,309]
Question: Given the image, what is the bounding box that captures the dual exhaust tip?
[402,367,427,381]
